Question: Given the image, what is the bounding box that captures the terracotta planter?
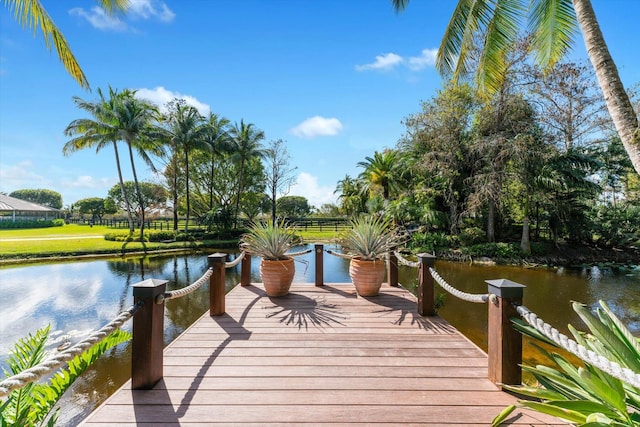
[260,257,295,297]
[349,257,385,297]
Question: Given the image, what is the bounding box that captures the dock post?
[315,243,324,286]
[417,253,436,316]
[131,278,168,390]
[486,279,525,386]
[209,253,227,316]
[388,250,398,287]
[241,253,251,286]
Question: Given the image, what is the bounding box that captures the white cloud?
[290,172,337,208]
[135,86,211,116]
[407,48,438,71]
[69,0,174,31]
[60,175,113,189]
[355,53,403,72]
[0,161,47,189]
[128,0,175,22]
[290,116,343,139]
[69,6,127,31]
[355,48,439,73]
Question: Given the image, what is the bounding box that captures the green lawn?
[0,224,340,261]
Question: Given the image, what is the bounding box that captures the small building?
[0,194,60,222]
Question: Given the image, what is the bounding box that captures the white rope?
[224,251,245,268]
[429,267,489,303]
[285,248,313,257]
[394,251,420,268]
[325,249,353,260]
[516,305,640,389]
[0,303,141,397]
[161,267,213,301]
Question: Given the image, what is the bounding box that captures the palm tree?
[391,0,640,176]
[203,113,232,212]
[111,89,162,240]
[63,87,135,233]
[357,150,400,201]
[229,120,265,227]
[4,0,128,89]
[165,104,211,233]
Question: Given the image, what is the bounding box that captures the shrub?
[104,231,137,242]
[462,242,521,259]
[0,219,64,229]
[458,226,486,246]
[146,231,176,242]
[408,231,453,254]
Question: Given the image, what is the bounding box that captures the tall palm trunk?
[573,0,640,175]
[113,142,134,233]
[127,141,145,240]
[234,159,246,229]
[487,200,496,243]
[520,194,531,255]
[184,147,191,234]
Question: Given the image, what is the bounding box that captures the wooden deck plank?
[81,283,565,426]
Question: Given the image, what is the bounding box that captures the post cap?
[485,279,526,298]
[132,278,168,298]
[417,253,436,265]
[208,253,227,265]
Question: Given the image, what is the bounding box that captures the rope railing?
[158,267,214,303]
[394,250,420,268]
[429,267,490,304]
[285,248,314,257]
[224,251,245,268]
[324,249,353,260]
[515,304,640,389]
[0,302,143,397]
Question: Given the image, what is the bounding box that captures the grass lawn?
[0,224,235,261]
[0,224,341,261]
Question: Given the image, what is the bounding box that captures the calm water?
[1,244,638,426]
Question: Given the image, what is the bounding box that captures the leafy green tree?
[202,112,232,212]
[64,87,135,233]
[392,0,640,175]
[9,189,62,209]
[277,195,311,217]
[229,120,266,227]
[3,0,127,88]
[108,181,167,223]
[75,197,115,221]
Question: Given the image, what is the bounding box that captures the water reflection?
[0,246,638,426]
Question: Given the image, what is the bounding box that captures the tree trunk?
[113,142,135,234]
[487,200,496,242]
[184,147,190,234]
[573,0,640,175]
[127,142,145,241]
[520,195,531,255]
[234,159,246,229]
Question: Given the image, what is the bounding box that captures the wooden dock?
[81,283,565,426]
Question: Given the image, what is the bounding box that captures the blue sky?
[1,1,639,209]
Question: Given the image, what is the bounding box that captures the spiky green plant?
[342,215,406,261]
[239,220,298,260]
[492,300,640,426]
[1,325,131,426]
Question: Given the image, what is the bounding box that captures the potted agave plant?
[239,220,298,297]
[343,215,406,297]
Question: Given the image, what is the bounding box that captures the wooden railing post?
[486,279,526,386]
[388,250,398,287]
[131,278,167,390]
[417,253,436,316]
[315,243,324,287]
[241,253,251,286]
[208,253,226,316]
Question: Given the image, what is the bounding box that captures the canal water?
[1,244,638,426]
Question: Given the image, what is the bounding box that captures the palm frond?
[529,0,577,69]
